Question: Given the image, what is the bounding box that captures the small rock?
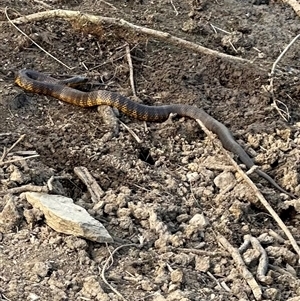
[168,283,179,293]
[186,172,199,182]
[214,171,236,190]
[258,233,275,244]
[33,261,52,278]
[170,269,184,283]
[184,213,209,238]
[286,297,300,301]
[242,248,260,266]
[81,276,110,301]
[229,200,249,220]
[167,290,190,301]
[10,165,28,184]
[263,288,280,300]
[265,246,297,266]
[140,279,155,291]
[195,256,210,272]
[176,214,189,223]
[152,293,167,301]
[26,192,113,243]
[23,208,44,225]
[0,196,22,232]
[28,293,40,301]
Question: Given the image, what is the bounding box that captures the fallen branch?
[6,9,251,65]
[0,175,71,196]
[196,119,300,262]
[0,183,49,196]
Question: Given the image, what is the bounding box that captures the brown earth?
[0,0,300,300]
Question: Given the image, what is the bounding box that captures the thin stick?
[33,0,53,8]
[217,234,262,300]
[125,44,136,97]
[5,8,73,70]
[6,9,251,64]
[269,34,300,89]
[210,24,231,35]
[0,147,8,162]
[100,0,118,10]
[1,294,12,301]
[0,134,26,162]
[119,121,142,143]
[6,134,26,155]
[268,34,300,120]
[170,0,179,16]
[100,243,139,300]
[196,119,300,262]
[270,34,300,78]
[0,154,40,166]
[270,98,291,122]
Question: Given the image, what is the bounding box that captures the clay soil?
[1,0,300,300]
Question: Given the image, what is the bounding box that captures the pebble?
[214,171,236,189]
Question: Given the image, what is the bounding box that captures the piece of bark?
[74,166,105,203]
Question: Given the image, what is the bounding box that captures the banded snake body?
[15,69,294,198]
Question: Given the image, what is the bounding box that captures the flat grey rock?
[26,192,113,243]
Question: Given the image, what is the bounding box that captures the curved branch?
[6,8,251,64]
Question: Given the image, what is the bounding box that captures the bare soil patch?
[0,0,300,300]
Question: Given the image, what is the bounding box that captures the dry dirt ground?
[1,0,300,300]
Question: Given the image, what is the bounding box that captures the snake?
[15,69,294,198]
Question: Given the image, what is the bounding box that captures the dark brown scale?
[15,69,295,198]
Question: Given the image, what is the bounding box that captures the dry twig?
[100,242,141,300]
[125,44,136,97]
[119,121,142,143]
[73,166,105,202]
[5,9,251,64]
[195,119,300,262]
[170,0,179,16]
[99,0,118,10]
[0,134,26,162]
[176,247,230,257]
[0,154,40,166]
[33,0,52,9]
[218,234,262,300]
[268,34,300,120]
[0,183,49,196]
